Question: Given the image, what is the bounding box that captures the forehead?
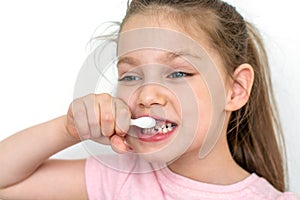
[118,14,226,73]
[120,14,211,50]
[119,14,220,61]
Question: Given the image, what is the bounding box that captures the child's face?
[116,14,227,163]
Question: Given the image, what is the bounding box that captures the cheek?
[116,84,127,100]
[187,78,212,141]
[185,77,212,118]
[116,84,136,107]
[196,85,212,119]
[197,82,212,128]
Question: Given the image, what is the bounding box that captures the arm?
[0,94,131,199]
[0,116,88,199]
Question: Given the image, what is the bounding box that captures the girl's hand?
[66,93,131,153]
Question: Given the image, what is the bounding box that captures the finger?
[83,94,101,138]
[99,93,115,137]
[114,98,131,136]
[72,99,90,140]
[110,135,127,153]
[93,136,111,145]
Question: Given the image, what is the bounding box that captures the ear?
[225,63,254,112]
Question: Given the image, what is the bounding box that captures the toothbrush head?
[130,117,156,129]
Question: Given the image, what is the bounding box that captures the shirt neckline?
[159,166,259,193]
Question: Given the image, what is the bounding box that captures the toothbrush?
[130,117,156,129]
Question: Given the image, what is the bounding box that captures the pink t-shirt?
[85,155,299,200]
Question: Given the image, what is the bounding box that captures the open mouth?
[138,119,178,142]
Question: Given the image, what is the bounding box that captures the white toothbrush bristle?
[131,117,156,129]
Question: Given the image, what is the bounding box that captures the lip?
[135,115,178,142]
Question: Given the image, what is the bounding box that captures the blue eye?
[119,75,141,82]
[168,71,191,79]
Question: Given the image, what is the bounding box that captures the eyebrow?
[117,49,201,67]
[164,50,201,61]
[117,56,140,67]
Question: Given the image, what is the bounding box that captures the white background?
[0,0,299,193]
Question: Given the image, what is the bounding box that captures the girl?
[0,0,299,199]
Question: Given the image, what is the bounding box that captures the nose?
[136,84,167,108]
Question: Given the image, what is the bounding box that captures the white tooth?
[158,127,162,132]
[162,128,168,133]
[167,123,172,128]
[167,127,173,131]
[151,128,156,134]
[142,128,152,135]
[161,125,166,129]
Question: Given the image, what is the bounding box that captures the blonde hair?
[120,0,286,191]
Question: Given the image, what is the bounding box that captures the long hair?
[120,0,286,191]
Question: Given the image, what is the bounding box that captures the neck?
[167,136,249,185]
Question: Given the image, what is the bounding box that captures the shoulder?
[277,192,300,200]
[248,174,300,200]
[85,153,161,199]
[85,154,136,183]
[85,154,135,199]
